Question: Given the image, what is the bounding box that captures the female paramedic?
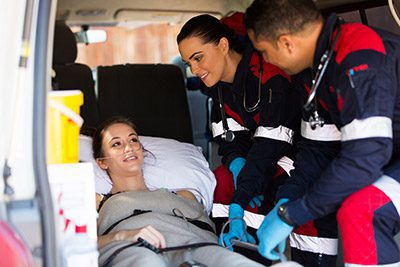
[94,116,264,267]
[177,13,301,253]
[245,0,400,266]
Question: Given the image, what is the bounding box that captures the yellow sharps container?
[47,90,84,164]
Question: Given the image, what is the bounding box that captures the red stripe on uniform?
[334,23,386,65]
[273,165,286,178]
[304,83,311,94]
[304,84,328,111]
[353,64,369,72]
[337,185,391,265]
[319,99,328,111]
[337,94,343,111]
[294,220,318,237]
[223,103,244,125]
[249,52,291,83]
[253,112,260,124]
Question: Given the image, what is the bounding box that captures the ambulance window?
[72,22,184,69]
[337,5,400,35]
[336,10,362,23]
[365,6,400,34]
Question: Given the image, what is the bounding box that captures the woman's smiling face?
[99,122,144,177]
[178,36,227,87]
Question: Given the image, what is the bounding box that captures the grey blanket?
[98,189,264,267]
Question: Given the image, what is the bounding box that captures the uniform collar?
[217,43,254,96]
[313,13,339,71]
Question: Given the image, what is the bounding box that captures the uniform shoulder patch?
[334,23,386,64]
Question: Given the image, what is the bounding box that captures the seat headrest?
[53,21,77,65]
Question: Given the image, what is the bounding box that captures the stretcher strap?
[101,241,219,267]
[101,209,215,236]
[101,209,151,235]
[101,242,140,267]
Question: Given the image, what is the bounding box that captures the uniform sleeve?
[210,94,253,167]
[276,71,343,200]
[231,74,301,208]
[286,49,395,226]
[276,136,341,201]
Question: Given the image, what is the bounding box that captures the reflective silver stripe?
[346,262,400,267]
[301,120,341,141]
[373,175,400,216]
[277,156,294,175]
[289,233,338,255]
[211,118,248,138]
[341,116,392,141]
[254,126,294,144]
[211,203,264,229]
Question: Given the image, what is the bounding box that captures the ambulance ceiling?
[56,0,387,25]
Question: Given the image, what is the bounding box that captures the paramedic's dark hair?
[244,0,322,40]
[92,116,138,159]
[177,14,244,53]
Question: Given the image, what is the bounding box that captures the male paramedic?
[244,0,400,266]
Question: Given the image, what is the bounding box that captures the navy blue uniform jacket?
[205,44,301,208]
[277,14,400,226]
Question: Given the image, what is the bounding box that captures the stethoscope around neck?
[217,86,236,142]
[303,18,343,130]
[217,52,263,142]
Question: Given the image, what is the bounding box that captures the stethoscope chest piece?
[217,86,236,142]
[304,18,343,130]
[221,130,235,142]
[309,110,325,130]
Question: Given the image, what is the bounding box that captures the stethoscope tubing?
[304,19,343,118]
[218,52,263,141]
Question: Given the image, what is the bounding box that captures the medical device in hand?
[221,217,288,262]
[231,239,258,251]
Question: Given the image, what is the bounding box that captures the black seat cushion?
[52,21,100,131]
[97,64,193,143]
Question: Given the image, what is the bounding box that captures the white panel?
[341,117,392,141]
[301,120,341,141]
[290,233,338,255]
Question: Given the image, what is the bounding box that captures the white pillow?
[79,135,216,213]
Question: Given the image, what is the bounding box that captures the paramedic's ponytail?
[177,14,244,54]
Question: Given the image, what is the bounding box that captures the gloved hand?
[229,157,246,187]
[257,198,292,261]
[219,203,256,251]
[249,195,264,208]
[229,157,263,208]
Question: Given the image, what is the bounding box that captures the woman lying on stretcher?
[93,116,264,267]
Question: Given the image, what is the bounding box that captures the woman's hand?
[98,225,166,250]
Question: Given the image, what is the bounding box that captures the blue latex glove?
[257,198,293,261]
[229,157,264,208]
[229,157,246,187]
[219,203,256,251]
[249,195,264,208]
[229,157,263,208]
